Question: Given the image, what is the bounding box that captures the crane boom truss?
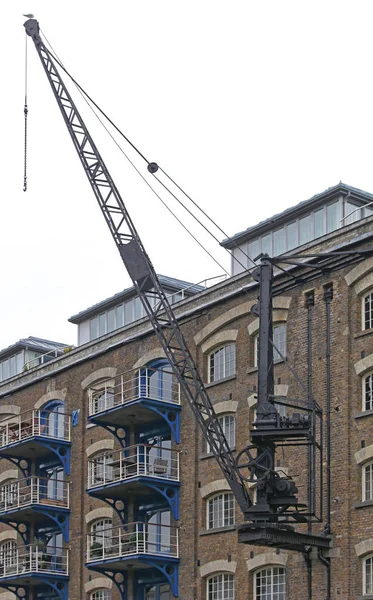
[24,18,252,517]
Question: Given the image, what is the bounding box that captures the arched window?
[139,360,174,403]
[144,583,171,600]
[208,345,236,383]
[364,554,373,595]
[254,566,286,599]
[254,325,287,368]
[90,519,113,555]
[88,452,114,487]
[363,461,373,501]
[0,540,17,575]
[90,591,111,600]
[42,400,66,439]
[0,478,18,509]
[207,492,234,529]
[207,414,236,453]
[207,573,235,600]
[363,372,373,411]
[362,291,373,330]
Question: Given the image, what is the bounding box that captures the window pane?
[273,229,286,256]
[344,201,360,225]
[134,297,142,320]
[2,360,9,381]
[124,301,133,324]
[248,239,260,263]
[261,234,272,256]
[364,374,373,411]
[90,317,98,341]
[364,293,373,330]
[326,201,339,233]
[286,222,298,251]
[116,304,124,328]
[273,324,287,363]
[99,314,106,336]
[255,566,286,599]
[209,345,236,383]
[16,352,23,374]
[314,208,325,238]
[207,573,235,600]
[365,556,373,594]
[107,308,115,333]
[365,463,373,501]
[299,215,312,245]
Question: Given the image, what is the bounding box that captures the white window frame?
[254,324,287,368]
[207,414,236,453]
[363,554,373,596]
[362,291,373,331]
[208,344,236,383]
[363,373,373,412]
[363,461,373,502]
[254,565,286,599]
[90,591,111,600]
[207,492,235,529]
[90,518,113,549]
[207,572,235,600]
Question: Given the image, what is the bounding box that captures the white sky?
[1,1,373,349]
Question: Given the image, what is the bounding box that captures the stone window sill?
[354,328,373,340]
[205,375,236,389]
[354,500,373,509]
[356,596,373,599]
[355,409,373,420]
[200,525,235,536]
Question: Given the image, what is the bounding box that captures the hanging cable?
[23,32,28,192]
[40,31,258,276]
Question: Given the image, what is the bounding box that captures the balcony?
[0,410,71,474]
[0,543,68,582]
[87,444,180,518]
[0,477,70,540]
[86,522,178,565]
[88,368,181,442]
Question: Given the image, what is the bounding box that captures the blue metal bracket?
[0,580,68,600]
[141,402,181,443]
[141,559,179,597]
[87,567,127,600]
[144,482,179,520]
[37,507,70,542]
[43,441,71,475]
[93,422,129,449]
[4,520,29,545]
[99,497,128,526]
[0,455,30,478]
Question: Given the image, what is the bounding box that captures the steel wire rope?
[23,32,28,192]
[39,32,257,277]
[40,32,246,282]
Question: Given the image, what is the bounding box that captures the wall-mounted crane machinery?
[23,17,334,554]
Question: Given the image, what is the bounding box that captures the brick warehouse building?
[1,183,373,599]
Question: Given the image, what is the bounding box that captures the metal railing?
[86,522,178,562]
[0,476,69,513]
[0,544,68,578]
[88,367,181,417]
[87,444,179,489]
[23,348,66,371]
[0,409,71,448]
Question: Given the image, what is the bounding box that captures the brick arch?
[248,384,289,409]
[194,302,255,347]
[213,400,238,415]
[345,257,373,292]
[200,479,231,499]
[355,354,373,377]
[355,443,373,465]
[85,507,113,524]
[85,577,113,593]
[86,439,114,457]
[246,551,288,571]
[34,389,66,410]
[199,559,237,578]
[132,348,167,370]
[0,406,20,418]
[0,531,17,544]
[81,367,118,390]
[0,470,18,484]
[355,538,373,557]
[201,329,238,355]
